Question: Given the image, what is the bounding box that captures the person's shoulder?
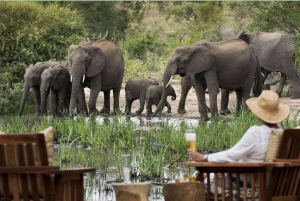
[245,125,265,134]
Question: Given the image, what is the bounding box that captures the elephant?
[153,38,262,121]
[40,64,71,116]
[146,84,176,117]
[68,39,124,117]
[237,30,300,98]
[18,60,61,116]
[124,77,160,115]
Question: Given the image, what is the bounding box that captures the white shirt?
[207,125,280,163]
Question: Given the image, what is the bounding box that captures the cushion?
[40,126,54,165]
[264,128,283,188]
[264,128,283,162]
[0,127,54,165]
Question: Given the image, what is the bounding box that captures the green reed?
[0,109,299,180]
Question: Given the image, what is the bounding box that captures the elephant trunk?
[18,84,30,116]
[69,77,81,118]
[69,64,85,118]
[40,80,50,115]
[171,93,176,101]
[153,67,174,116]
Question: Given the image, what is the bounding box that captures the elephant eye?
[176,58,181,63]
[85,57,90,62]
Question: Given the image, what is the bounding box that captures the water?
[84,174,165,201]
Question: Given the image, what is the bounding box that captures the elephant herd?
[18,31,299,121]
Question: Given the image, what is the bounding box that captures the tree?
[0,2,85,65]
[0,2,85,115]
[68,2,130,42]
[165,2,224,43]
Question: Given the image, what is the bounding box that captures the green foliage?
[165,2,224,43]
[0,2,85,65]
[68,2,130,42]
[0,2,85,115]
[124,33,166,60]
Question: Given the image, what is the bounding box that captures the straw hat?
[246,90,290,123]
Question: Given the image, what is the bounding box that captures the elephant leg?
[32,87,41,116]
[112,88,121,114]
[125,99,133,115]
[77,85,88,116]
[194,75,209,121]
[49,90,57,116]
[88,88,101,115]
[100,90,110,114]
[178,76,193,114]
[204,72,219,118]
[220,89,231,115]
[57,88,67,116]
[165,101,171,113]
[275,73,287,97]
[136,96,145,115]
[235,89,243,114]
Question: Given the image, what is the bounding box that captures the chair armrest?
[186,161,294,168]
[47,167,96,175]
[0,166,60,174]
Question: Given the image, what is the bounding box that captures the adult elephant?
[124,77,159,115]
[40,65,71,116]
[237,30,300,98]
[68,39,124,117]
[153,38,262,121]
[18,60,61,116]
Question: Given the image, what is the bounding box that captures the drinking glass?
[121,154,131,183]
[185,129,196,162]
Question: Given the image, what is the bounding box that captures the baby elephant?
[125,77,160,115]
[146,84,176,117]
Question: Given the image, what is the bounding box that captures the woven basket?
[163,182,205,201]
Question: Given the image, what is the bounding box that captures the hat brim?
[246,98,290,123]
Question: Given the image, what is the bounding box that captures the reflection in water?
[92,116,200,130]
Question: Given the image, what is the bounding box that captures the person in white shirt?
[187,90,290,189]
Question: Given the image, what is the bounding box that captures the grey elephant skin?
[68,40,124,117]
[146,84,176,117]
[238,30,300,98]
[18,60,61,116]
[40,64,71,116]
[124,77,160,115]
[153,38,262,121]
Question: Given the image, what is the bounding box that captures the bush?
[124,33,166,61]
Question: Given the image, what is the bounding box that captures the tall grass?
[0,110,299,180]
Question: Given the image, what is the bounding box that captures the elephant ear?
[186,46,216,77]
[87,46,105,77]
[53,67,69,89]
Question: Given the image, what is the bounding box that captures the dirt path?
[85,80,300,120]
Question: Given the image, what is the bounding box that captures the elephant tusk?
[70,76,72,82]
[261,72,265,77]
[82,74,85,83]
[166,76,173,88]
